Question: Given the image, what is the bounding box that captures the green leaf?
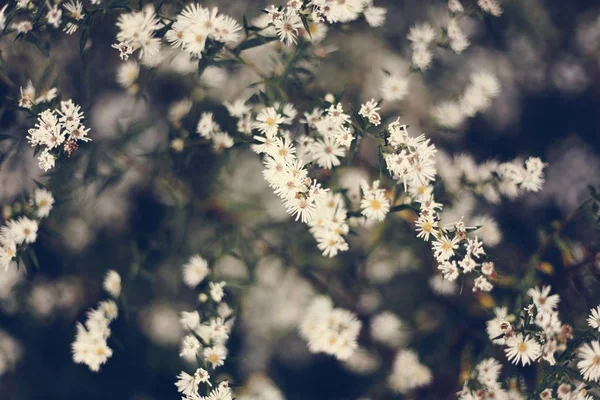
[235,36,278,52]
[300,14,312,39]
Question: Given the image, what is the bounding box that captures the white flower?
[180,311,201,330]
[38,151,56,171]
[407,22,436,46]
[364,6,386,27]
[476,358,502,388]
[211,132,234,152]
[429,275,458,295]
[115,5,162,62]
[360,180,390,221]
[255,107,285,137]
[588,306,600,331]
[179,335,201,362]
[175,370,200,397]
[116,61,139,89]
[274,9,303,46]
[504,334,541,366]
[203,345,228,368]
[388,349,432,393]
[46,5,62,28]
[380,74,409,102]
[578,341,600,382]
[448,0,464,13]
[527,285,560,313]
[103,270,122,298]
[182,255,210,288]
[32,188,54,218]
[473,276,493,292]
[72,303,116,372]
[223,99,251,118]
[478,0,503,17]
[432,235,459,262]
[358,99,381,126]
[197,112,218,138]
[5,217,38,245]
[486,307,511,345]
[299,296,361,360]
[309,136,345,169]
[370,311,408,348]
[209,281,226,302]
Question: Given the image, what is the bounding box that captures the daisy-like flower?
[274,8,303,45]
[477,0,503,17]
[415,214,438,241]
[32,188,55,218]
[486,307,511,344]
[175,371,200,397]
[473,276,492,292]
[309,136,345,169]
[432,235,459,262]
[364,5,387,27]
[197,112,218,138]
[103,270,122,298]
[255,107,285,137]
[587,306,600,332]
[209,281,226,302]
[504,334,541,366]
[381,74,409,102]
[46,5,62,28]
[578,341,600,382]
[358,99,381,126]
[116,61,140,90]
[211,132,234,152]
[360,180,390,221]
[182,255,210,288]
[8,217,38,245]
[179,335,201,362]
[223,98,251,118]
[203,345,228,368]
[527,286,560,313]
[38,151,56,171]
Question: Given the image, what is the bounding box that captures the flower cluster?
[437,153,547,203]
[358,99,382,126]
[0,1,86,37]
[302,102,354,168]
[18,80,57,109]
[434,72,501,129]
[72,271,121,372]
[196,112,234,152]
[407,22,437,71]
[384,121,437,191]
[488,286,572,367]
[176,255,236,399]
[0,188,54,271]
[387,349,432,393]
[299,295,361,360]
[265,0,387,46]
[249,105,355,257]
[457,358,522,399]
[165,4,241,58]
[113,5,162,63]
[176,374,233,400]
[27,99,91,171]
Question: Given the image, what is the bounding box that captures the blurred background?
[0,0,600,399]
